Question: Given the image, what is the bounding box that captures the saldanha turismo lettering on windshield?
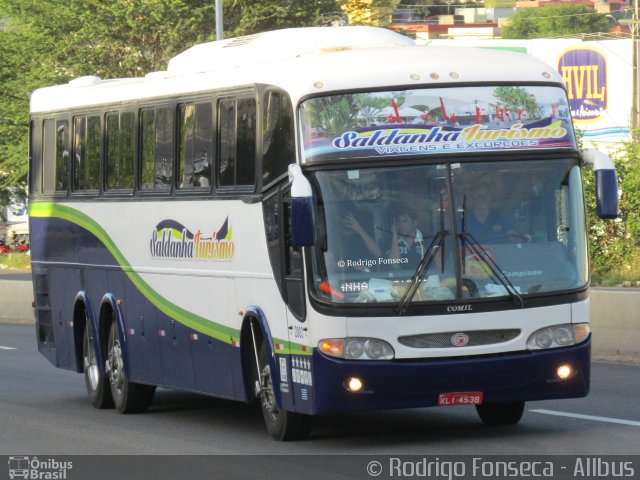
[331,122,569,155]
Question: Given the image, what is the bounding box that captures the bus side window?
[217,97,256,188]
[178,102,213,189]
[43,119,69,194]
[283,189,305,320]
[106,111,135,191]
[263,191,282,285]
[236,98,256,185]
[262,90,294,188]
[72,114,100,192]
[140,106,173,191]
[29,119,42,196]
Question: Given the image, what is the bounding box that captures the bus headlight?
[319,338,395,360]
[526,323,590,350]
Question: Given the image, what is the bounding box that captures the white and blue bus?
[28,27,618,440]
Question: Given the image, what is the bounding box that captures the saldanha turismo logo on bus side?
[149,217,235,261]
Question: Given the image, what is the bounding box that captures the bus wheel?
[106,321,155,414]
[82,324,113,409]
[476,401,525,425]
[258,345,311,441]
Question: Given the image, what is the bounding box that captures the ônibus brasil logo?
[149,218,235,261]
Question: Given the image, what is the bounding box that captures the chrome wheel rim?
[84,329,99,391]
[260,363,279,422]
[106,329,124,399]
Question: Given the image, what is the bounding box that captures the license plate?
[438,392,484,406]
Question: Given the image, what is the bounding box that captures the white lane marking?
[530,409,640,427]
[0,346,17,350]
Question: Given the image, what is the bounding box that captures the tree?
[338,0,401,27]
[502,5,611,39]
[0,0,342,202]
[580,137,640,283]
[0,19,57,206]
[493,86,540,119]
[397,0,431,21]
[225,0,341,37]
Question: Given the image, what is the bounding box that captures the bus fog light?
[345,377,364,392]
[556,365,573,380]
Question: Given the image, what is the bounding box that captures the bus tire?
[82,323,114,409]
[258,345,311,441]
[476,401,525,425]
[106,321,155,414]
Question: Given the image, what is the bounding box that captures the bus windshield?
[307,159,588,306]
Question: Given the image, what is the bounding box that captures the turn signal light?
[320,339,343,357]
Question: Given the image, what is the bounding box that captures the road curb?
[0,279,34,324]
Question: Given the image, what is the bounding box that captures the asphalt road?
[1,323,638,459]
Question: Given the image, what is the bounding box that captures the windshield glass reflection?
[308,159,588,306]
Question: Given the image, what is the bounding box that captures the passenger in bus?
[387,207,426,267]
[466,185,530,244]
[343,212,382,260]
[345,206,428,269]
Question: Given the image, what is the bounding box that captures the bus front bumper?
[308,337,590,415]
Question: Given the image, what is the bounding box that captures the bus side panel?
[30,217,59,367]
[47,267,80,371]
[189,278,236,397]
[114,270,164,385]
[112,268,239,397]
[30,216,90,372]
[30,214,245,401]
[157,314,195,390]
[190,330,236,398]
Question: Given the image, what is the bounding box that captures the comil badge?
[558,48,607,124]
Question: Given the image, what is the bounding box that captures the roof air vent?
[223,33,262,48]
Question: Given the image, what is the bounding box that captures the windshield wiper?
[397,195,448,314]
[459,195,523,308]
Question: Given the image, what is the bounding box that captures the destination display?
[300,86,576,162]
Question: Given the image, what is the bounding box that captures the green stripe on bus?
[29,202,311,355]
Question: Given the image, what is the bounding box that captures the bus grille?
[398,329,520,348]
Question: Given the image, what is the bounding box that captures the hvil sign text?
[558,48,607,123]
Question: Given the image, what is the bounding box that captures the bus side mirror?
[288,164,315,247]
[582,149,619,219]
